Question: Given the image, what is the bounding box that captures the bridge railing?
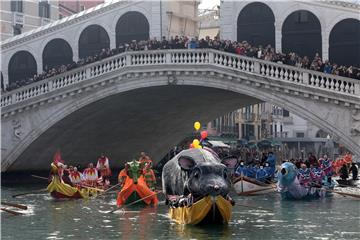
[1,49,359,108]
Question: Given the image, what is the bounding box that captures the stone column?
[275,20,282,52]
[322,29,329,61]
[37,56,43,73]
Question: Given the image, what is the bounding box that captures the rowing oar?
[95,183,123,197]
[1,201,28,210]
[323,188,360,199]
[79,185,105,192]
[31,175,48,180]
[1,208,23,215]
[109,191,162,214]
[12,188,48,198]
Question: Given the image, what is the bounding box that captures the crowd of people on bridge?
[3,36,360,92]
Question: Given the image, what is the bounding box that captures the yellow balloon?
[194,121,201,131]
[193,139,200,147]
[195,145,202,149]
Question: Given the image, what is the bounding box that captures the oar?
[337,184,360,189]
[1,201,28,210]
[31,175,48,180]
[109,191,161,214]
[1,208,23,215]
[12,188,48,198]
[79,185,105,192]
[96,183,123,197]
[323,188,360,199]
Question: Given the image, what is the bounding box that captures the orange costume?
[116,169,158,207]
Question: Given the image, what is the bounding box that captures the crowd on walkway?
[4,36,360,92]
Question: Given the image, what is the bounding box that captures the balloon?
[189,143,194,148]
[195,145,202,149]
[194,121,201,131]
[192,139,200,147]
[200,130,208,139]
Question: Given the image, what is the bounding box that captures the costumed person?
[61,167,74,187]
[69,167,83,186]
[266,152,276,177]
[118,163,130,189]
[320,155,333,177]
[349,163,359,180]
[83,163,98,186]
[255,165,268,182]
[96,153,111,186]
[310,163,325,187]
[339,164,349,180]
[138,152,153,169]
[235,161,247,177]
[298,164,311,187]
[264,162,274,181]
[143,161,157,191]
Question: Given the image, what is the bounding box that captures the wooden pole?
[1,201,28,210]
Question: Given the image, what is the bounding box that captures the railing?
[1,49,359,109]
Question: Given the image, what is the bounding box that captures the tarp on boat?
[169,195,232,225]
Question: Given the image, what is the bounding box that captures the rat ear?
[221,156,238,169]
[178,156,196,171]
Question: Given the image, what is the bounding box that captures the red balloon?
[200,131,208,140]
[189,143,194,148]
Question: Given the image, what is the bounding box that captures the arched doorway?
[116,11,149,46]
[282,10,322,58]
[329,18,360,67]
[237,2,275,48]
[8,51,37,85]
[42,38,73,71]
[78,25,110,59]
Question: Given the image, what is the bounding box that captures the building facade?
[58,0,104,18]
[0,0,59,41]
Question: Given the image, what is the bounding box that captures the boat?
[336,179,357,187]
[47,175,96,199]
[233,176,276,195]
[278,162,335,200]
[168,195,232,225]
[116,161,158,207]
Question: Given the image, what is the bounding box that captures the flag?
[53,150,64,165]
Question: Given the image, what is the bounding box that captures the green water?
[1,185,360,240]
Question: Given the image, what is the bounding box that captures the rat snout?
[214,185,220,191]
[281,168,287,175]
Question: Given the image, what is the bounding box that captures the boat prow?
[169,195,232,225]
[47,176,94,199]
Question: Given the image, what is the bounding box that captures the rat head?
[177,154,236,199]
[278,162,298,187]
[127,160,141,184]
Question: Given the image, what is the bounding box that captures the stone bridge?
[1,49,360,172]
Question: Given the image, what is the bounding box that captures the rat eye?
[193,169,200,178]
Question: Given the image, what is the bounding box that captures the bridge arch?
[282,10,322,58]
[329,18,360,67]
[115,11,150,46]
[42,38,73,71]
[78,24,110,59]
[237,2,275,47]
[2,68,359,171]
[8,51,37,86]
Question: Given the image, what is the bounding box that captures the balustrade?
[1,49,359,109]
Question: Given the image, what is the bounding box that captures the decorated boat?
[277,162,335,200]
[47,175,96,199]
[169,195,232,225]
[117,160,158,207]
[233,176,276,195]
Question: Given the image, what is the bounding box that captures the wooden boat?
[336,179,357,187]
[169,195,232,225]
[233,176,276,195]
[47,175,97,199]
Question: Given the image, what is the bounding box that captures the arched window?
[116,11,149,46]
[8,51,37,85]
[79,25,110,59]
[282,10,322,58]
[237,2,275,48]
[43,38,73,71]
[329,18,360,67]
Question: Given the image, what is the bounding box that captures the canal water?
[1,184,360,240]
